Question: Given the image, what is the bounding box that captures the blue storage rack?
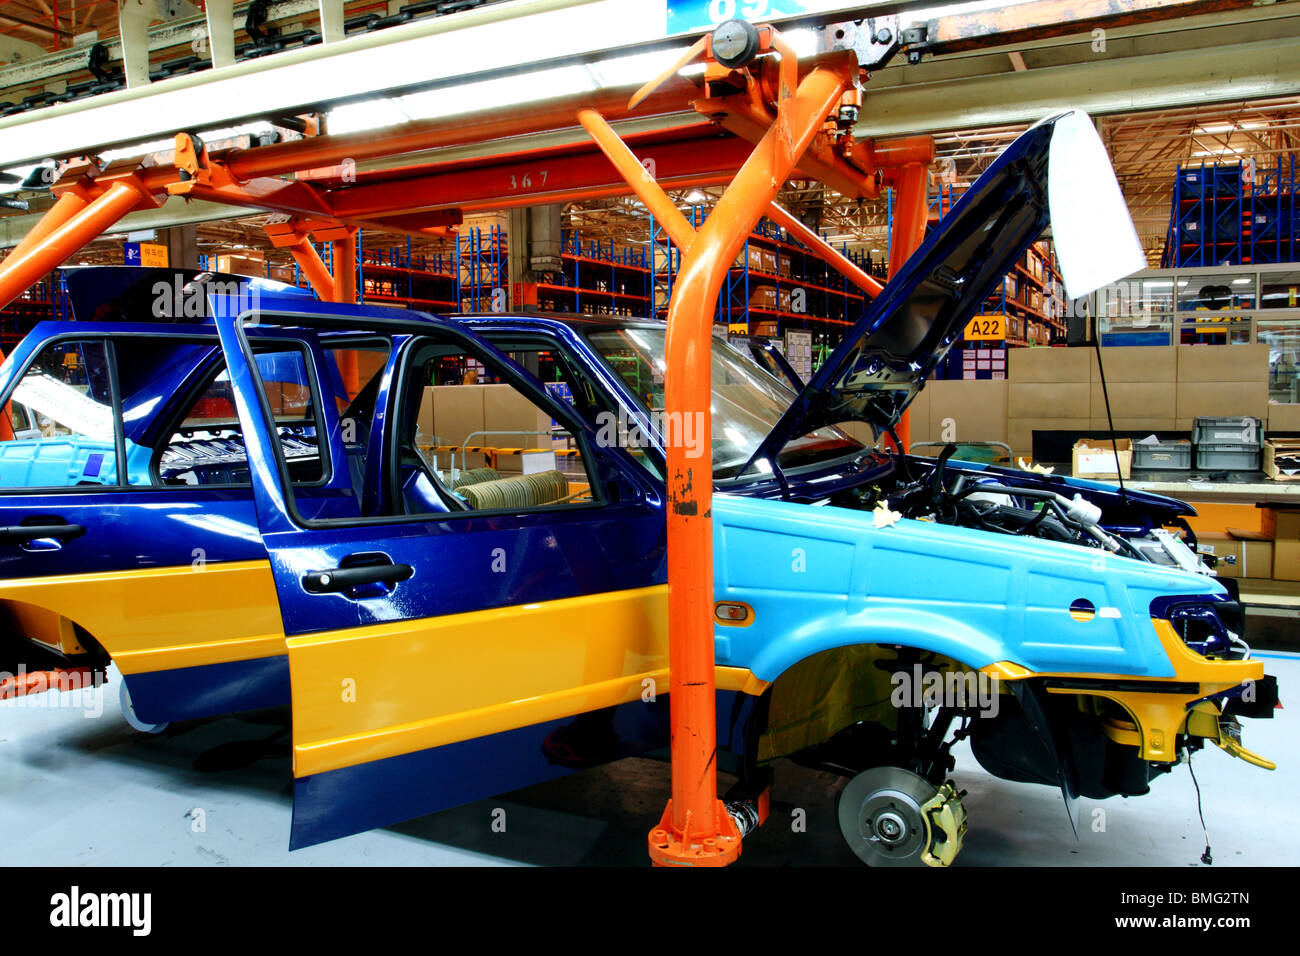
[534,233,651,316]
[1162,159,1298,267]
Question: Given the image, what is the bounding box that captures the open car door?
[213,305,671,848]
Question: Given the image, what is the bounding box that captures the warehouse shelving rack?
[650,206,883,344]
[357,239,458,311]
[1161,159,1299,268]
[0,272,68,351]
[457,224,506,313]
[535,232,651,317]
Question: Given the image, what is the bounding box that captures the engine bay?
[829,444,1213,575]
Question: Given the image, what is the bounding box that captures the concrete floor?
[2,655,1296,867]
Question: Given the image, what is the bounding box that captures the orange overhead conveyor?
[0,18,933,867]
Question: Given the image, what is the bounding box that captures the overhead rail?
[0,0,948,169]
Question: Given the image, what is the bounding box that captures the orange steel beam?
[223,78,704,183]
[584,37,858,867]
[765,201,883,298]
[884,161,931,452]
[285,238,336,300]
[7,191,88,261]
[0,180,152,309]
[577,110,697,252]
[321,133,754,220]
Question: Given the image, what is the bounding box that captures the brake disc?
[836,766,966,867]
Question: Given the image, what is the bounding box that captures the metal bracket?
[899,24,928,65]
[816,16,900,72]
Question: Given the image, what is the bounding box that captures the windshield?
[586,327,864,480]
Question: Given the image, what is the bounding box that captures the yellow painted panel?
[0,561,284,673]
[1044,619,1264,762]
[289,585,672,776]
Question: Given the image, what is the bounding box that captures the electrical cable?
[1187,751,1213,865]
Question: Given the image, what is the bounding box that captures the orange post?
[588,35,858,866]
[884,162,931,451]
[331,231,360,395]
[331,233,358,304]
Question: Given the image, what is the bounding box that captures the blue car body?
[0,114,1275,860]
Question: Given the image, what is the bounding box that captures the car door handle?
[301,562,414,594]
[0,522,86,544]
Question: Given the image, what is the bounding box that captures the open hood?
[743,110,1143,474]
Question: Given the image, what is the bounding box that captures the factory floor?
[3,655,1295,867]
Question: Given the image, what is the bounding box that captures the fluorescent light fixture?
[1233,277,1253,284]
[395,64,598,124]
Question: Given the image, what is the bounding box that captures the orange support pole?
[884,162,931,451]
[0,181,145,310]
[765,201,884,298]
[331,233,357,304]
[331,232,360,395]
[598,49,855,866]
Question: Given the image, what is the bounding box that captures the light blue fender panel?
[711,494,1226,683]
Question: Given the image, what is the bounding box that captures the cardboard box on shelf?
[1175,381,1268,422]
[461,213,509,236]
[1088,382,1177,421]
[1271,511,1300,581]
[1095,346,1177,383]
[905,388,932,443]
[1008,381,1090,419]
[1008,345,1093,383]
[778,253,792,276]
[926,380,1008,444]
[778,288,792,312]
[1264,438,1300,481]
[1176,344,1269,382]
[1072,437,1133,480]
[1268,403,1300,432]
[1089,417,1177,433]
[417,387,436,447]
[483,383,554,471]
[760,248,779,274]
[1196,534,1274,579]
[749,285,777,309]
[216,254,265,277]
[430,384,485,449]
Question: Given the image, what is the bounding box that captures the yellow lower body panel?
[287,584,768,778]
[0,561,285,674]
[986,619,1266,763]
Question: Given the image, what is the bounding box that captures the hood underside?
[744,110,1137,475]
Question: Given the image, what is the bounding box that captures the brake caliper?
[920,782,968,867]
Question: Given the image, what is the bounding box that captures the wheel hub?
[837,766,967,867]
